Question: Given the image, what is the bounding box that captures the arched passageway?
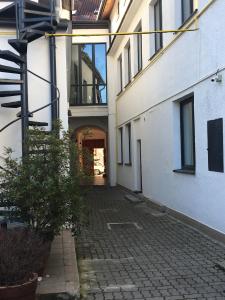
[74,126,108,186]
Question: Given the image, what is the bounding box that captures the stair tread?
[0,3,15,20]
[24,9,55,18]
[0,51,24,64]
[0,90,22,97]
[22,29,46,43]
[1,101,21,108]
[0,79,24,85]
[16,111,33,118]
[29,121,48,127]
[23,17,57,25]
[8,39,28,55]
[25,0,52,13]
[0,64,22,74]
[0,0,51,21]
[21,21,55,33]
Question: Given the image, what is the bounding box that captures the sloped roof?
[98,0,115,19]
[73,0,102,21]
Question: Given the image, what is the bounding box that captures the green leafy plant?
[0,121,90,240]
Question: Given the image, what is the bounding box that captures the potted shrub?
[0,121,90,299]
[0,121,89,241]
[0,229,49,300]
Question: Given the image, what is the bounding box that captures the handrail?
[0,97,59,133]
[0,69,60,133]
[27,69,60,100]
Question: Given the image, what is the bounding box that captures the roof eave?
[98,0,115,20]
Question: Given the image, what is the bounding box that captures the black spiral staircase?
[0,0,59,157]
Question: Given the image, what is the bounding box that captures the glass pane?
[70,85,80,105]
[95,85,107,104]
[138,33,142,70]
[183,101,194,166]
[71,45,79,85]
[94,44,107,85]
[182,0,193,22]
[81,85,93,104]
[127,46,131,81]
[81,44,93,84]
[154,0,162,52]
[118,56,123,93]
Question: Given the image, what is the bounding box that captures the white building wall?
[108,0,225,234]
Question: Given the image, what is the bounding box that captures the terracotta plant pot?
[0,273,38,300]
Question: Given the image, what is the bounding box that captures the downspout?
[49,36,58,127]
[49,0,58,128]
[18,0,29,157]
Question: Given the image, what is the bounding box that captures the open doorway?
[94,148,105,175]
[75,127,107,186]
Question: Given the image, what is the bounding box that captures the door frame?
[136,139,143,192]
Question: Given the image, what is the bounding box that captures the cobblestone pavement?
[77,187,225,300]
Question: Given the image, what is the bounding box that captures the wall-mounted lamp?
[211,72,223,83]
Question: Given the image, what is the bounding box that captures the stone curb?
[36,230,80,300]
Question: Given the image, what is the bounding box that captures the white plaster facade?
[107,0,225,234]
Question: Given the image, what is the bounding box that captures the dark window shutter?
[207,118,224,172]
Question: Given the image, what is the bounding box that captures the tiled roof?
[73,0,102,21]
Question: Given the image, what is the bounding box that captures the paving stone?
[77,187,225,300]
[125,194,144,203]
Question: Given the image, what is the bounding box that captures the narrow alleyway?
[77,187,225,300]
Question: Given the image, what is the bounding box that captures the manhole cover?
[107,222,142,230]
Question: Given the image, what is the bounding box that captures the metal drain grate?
[107,222,142,230]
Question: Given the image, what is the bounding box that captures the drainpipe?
[18,0,29,157]
[49,0,58,128]
[49,36,58,128]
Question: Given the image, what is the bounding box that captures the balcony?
[70,84,107,106]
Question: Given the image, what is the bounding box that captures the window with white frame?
[124,40,131,86]
[134,22,142,75]
[154,0,163,54]
[149,0,163,58]
[181,0,194,23]
[124,123,132,165]
[118,127,123,164]
[117,55,123,94]
[180,96,195,170]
